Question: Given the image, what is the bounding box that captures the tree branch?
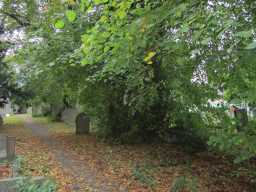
[1,11,30,27]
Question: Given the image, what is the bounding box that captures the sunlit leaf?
[66,10,77,22]
[54,20,65,29]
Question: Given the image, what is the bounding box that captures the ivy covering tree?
[4,0,256,163]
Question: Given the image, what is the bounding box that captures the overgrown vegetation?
[170,176,198,192]
[16,179,56,192]
[1,0,256,165]
[132,164,156,188]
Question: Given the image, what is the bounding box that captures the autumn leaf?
[144,51,156,64]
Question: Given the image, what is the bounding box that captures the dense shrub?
[16,179,56,192]
[6,0,256,161]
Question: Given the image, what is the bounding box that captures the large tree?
[0,0,35,105]
[8,0,256,162]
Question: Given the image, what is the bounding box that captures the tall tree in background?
[4,0,256,162]
[0,0,35,105]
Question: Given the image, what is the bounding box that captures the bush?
[16,179,56,192]
[132,164,156,188]
[170,176,198,192]
[208,120,256,163]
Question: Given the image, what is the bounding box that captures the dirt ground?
[1,115,255,192]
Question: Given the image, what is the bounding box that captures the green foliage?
[132,164,156,188]
[16,179,56,192]
[0,1,34,105]
[12,156,26,175]
[245,41,256,50]
[170,176,198,192]
[54,20,65,29]
[65,10,77,22]
[208,120,256,163]
[5,0,256,162]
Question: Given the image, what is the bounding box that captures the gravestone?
[0,116,3,128]
[0,136,7,159]
[0,135,15,161]
[75,113,90,135]
[7,137,15,160]
[234,108,248,131]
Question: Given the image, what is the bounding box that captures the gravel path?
[25,116,126,192]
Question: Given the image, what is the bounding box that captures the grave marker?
[0,135,15,161]
[233,107,248,131]
[0,116,3,128]
[0,136,7,159]
[75,113,90,135]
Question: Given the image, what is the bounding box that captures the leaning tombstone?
[7,137,15,161]
[0,135,15,161]
[0,135,7,160]
[75,113,90,135]
[0,116,3,128]
[235,108,248,131]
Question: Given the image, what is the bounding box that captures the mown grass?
[32,116,75,134]
[31,116,51,124]
[4,115,25,126]
[1,115,31,136]
[48,121,75,134]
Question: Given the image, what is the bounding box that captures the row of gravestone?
[31,104,90,135]
[34,106,250,135]
[73,108,249,134]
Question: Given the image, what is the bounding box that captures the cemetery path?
[2,115,255,192]
[24,116,127,192]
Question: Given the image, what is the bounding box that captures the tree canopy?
[0,0,35,105]
[2,0,256,162]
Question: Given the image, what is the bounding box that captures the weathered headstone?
[234,108,248,131]
[75,113,90,135]
[7,137,15,160]
[0,135,15,161]
[0,116,3,128]
[0,136,7,160]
